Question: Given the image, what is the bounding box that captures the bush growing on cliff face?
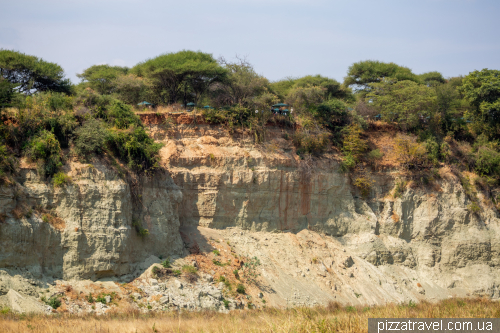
[25,130,62,177]
[53,172,72,187]
[73,118,108,158]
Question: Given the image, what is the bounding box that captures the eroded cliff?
[1,120,499,313]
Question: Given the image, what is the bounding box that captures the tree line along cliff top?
[0,49,499,207]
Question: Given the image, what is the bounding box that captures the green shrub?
[106,100,141,129]
[181,265,198,275]
[473,146,500,177]
[132,219,149,237]
[368,149,383,160]
[342,124,367,161]
[0,145,17,176]
[96,294,107,304]
[108,126,162,173]
[340,153,356,172]
[315,99,349,128]
[212,249,220,256]
[161,259,171,268]
[393,179,407,198]
[73,119,108,158]
[53,172,72,187]
[233,269,240,279]
[292,131,330,156]
[46,296,61,309]
[236,284,246,294]
[25,130,62,177]
[86,293,94,303]
[394,134,429,170]
[222,299,230,309]
[172,269,181,277]
[353,177,374,198]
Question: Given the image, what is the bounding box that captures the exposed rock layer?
[1,124,499,310]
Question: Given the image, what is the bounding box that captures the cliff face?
[0,162,183,281]
[1,122,500,308]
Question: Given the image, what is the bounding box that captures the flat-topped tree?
[343,60,419,93]
[77,64,129,95]
[0,49,71,95]
[132,50,228,105]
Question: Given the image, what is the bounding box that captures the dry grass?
[0,298,499,333]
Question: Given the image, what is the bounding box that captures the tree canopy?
[419,71,446,86]
[459,69,500,128]
[132,50,227,104]
[210,57,269,108]
[77,64,129,95]
[343,60,419,92]
[367,80,437,130]
[0,49,71,95]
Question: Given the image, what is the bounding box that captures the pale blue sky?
[1,0,499,84]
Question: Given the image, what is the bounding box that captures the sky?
[1,0,499,84]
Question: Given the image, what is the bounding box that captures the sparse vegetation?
[236,284,246,294]
[132,219,149,237]
[353,177,374,198]
[52,172,72,187]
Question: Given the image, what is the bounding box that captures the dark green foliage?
[473,146,500,177]
[0,77,15,108]
[45,296,61,309]
[459,69,500,131]
[0,49,71,95]
[0,145,17,176]
[315,99,349,128]
[106,100,141,129]
[86,293,94,303]
[236,284,246,294]
[132,50,227,104]
[344,60,420,92]
[25,130,62,177]
[73,119,108,158]
[202,105,254,129]
[108,126,162,172]
[96,294,107,304]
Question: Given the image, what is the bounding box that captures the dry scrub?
[0,298,499,333]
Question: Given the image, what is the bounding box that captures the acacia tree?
[0,49,71,95]
[132,51,227,105]
[367,80,437,130]
[292,75,352,101]
[113,74,150,105]
[343,60,419,93]
[210,57,269,107]
[77,64,129,95]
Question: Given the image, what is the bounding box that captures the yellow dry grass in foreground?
[1,298,499,333]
